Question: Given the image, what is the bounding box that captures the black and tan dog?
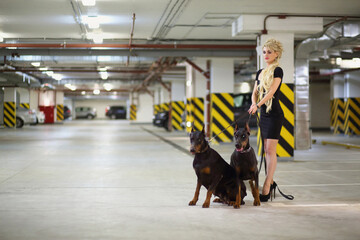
[189,127,246,208]
[230,123,261,206]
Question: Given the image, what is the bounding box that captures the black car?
[233,93,257,128]
[153,111,170,131]
[106,106,127,119]
[64,106,71,119]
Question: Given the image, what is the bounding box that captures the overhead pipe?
[262,14,360,34]
[0,43,256,50]
[127,13,136,67]
[185,58,210,79]
[0,69,148,73]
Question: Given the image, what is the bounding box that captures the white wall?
[30,90,39,110]
[171,81,185,101]
[210,58,234,93]
[74,99,127,119]
[310,82,331,129]
[345,71,360,98]
[16,88,29,104]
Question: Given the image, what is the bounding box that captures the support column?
[136,92,154,123]
[4,87,16,128]
[258,33,295,160]
[171,81,185,131]
[209,58,234,143]
[153,86,161,116]
[17,88,30,109]
[0,88,4,128]
[55,91,64,122]
[331,74,345,134]
[344,71,360,135]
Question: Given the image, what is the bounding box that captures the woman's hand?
[248,103,258,115]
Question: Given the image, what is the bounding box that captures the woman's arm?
[248,77,281,114]
[248,81,259,114]
[257,77,281,107]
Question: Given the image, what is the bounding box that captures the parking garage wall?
[73,99,127,119]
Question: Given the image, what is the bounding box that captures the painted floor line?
[269,203,360,208]
[280,183,360,187]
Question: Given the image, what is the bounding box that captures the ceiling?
[0,0,360,97]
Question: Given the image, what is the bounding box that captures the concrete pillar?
[0,88,4,128]
[136,93,154,123]
[171,81,186,131]
[16,88,30,109]
[209,58,234,143]
[4,87,16,128]
[258,33,295,160]
[29,89,39,110]
[344,71,360,135]
[330,74,345,134]
[55,91,64,122]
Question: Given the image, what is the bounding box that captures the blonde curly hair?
[257,38,284,113]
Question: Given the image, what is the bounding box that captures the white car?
[16,107,37,128]
[36,111,45,124]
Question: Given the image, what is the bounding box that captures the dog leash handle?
[275,185,294,200]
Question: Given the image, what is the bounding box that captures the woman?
[248,38,284,202]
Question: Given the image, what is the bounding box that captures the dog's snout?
[235,143,240,149]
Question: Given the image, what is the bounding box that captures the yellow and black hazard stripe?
[56,104,64,121]
[161,102,170,112]
[333,98,345,134]
[277,83,294,157]
[4,102,16,128]
[130,104,137,120]
[186,97,204,132]
[172,101,185,130]
[330,99,335,127]
[20,103,30,109]
[154,104,161,115]
[344,98,360,135]
[210,93,234,143]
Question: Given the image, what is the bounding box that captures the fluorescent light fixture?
[45,71,54,77]
[39,67,48,71]
[93,89,100,95]
[98,67,107,72]
[100,71,108,80]
[65,84,76,91]
[103,83,112,91]
[31,62,41,67]
[81,0,96,6]
[186,80,192,87]
[52,74,62,81]
[81,91,86,95]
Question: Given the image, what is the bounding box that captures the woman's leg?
[262,139,278,195]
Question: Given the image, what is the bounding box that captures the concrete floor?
[0,120,359,240]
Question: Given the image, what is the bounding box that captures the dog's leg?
[189,180,201,206]
[233,184,241,209]
[202,190,214,208]
[249,180,260,206]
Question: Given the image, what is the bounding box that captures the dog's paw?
[233,203,240,209]
[202,202,210,208]
[189,200,197,206]
[253,200,261,206]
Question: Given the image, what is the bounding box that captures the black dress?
[255,67,284,140]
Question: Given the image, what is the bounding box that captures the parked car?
[153,111,170,131]
[36,110,45,124]
[75,107,97,119]
[16,107,37,128]
[64,106,71,119]
[105,106,126,119]
[233,93,257,128]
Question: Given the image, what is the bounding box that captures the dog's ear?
[234,123,239,132]
[245,122,250,134]
[201,125,205,135]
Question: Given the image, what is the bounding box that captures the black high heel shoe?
[259,183,274,202]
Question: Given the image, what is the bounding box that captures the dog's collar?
[236,146,252,153]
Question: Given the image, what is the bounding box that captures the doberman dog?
[230,123,261,206]
[188,127,246,208]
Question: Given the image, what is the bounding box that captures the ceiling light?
[100,72,108,80]
[103,83,112,91]
[31,62,41,67]
[39,67,48,71]
[98,67,107,71]
[45,71,54,77]
[81,0,96,6]
[93,89,100,95]
[81,91,86,95]
[52,74,63,81]
[65,84,76,91]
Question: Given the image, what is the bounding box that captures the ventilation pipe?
[295,21,360,150]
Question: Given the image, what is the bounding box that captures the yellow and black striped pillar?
[154,104,161,115]
[333,98,345,134]
[257,83,294,158]
[20,103,30,109]
[130,104,137,121]
[56,104,64,121]
[186,97,204,132]
[171,101,185,130]
[4,102,16,128]
[330,99,335,128]
[160,102,170,112]
[210,93,234,143]
[344,98,360,135]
